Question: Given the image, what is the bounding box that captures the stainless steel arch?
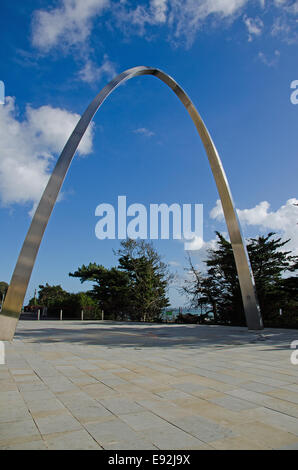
[0,66,263,340]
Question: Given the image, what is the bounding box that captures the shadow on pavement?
[13,321,298,350]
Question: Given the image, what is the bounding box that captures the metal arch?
[0,66,263,340]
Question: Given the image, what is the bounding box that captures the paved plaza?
[1,320,298,450]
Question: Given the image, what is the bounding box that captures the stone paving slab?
[0,321,298,450]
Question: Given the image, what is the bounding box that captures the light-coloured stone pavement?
[1,320,298,450]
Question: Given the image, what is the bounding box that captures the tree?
[0,282,8,297]
[73,292,101,319]
[116,239,171,322]
[182,255,221,323]
[183,232,298,327]
[0,281,8,309]
[70,239,171,322]
[247,233,297,325]
[28,283,100,319]
[29,283,69,308]
[69,264,131,320]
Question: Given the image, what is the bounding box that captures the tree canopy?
[70,239,171,322]
[0,281,8,297]
[183,232,298,327]
[28,283,100,319]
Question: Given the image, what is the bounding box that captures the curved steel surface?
[0,66,263,340]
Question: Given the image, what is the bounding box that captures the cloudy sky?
[0,0,297,306]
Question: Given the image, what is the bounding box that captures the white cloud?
[151,0,168,23]
[275,0,298,14]
[0,97,93,211]
[31,0,298,54]
[169,0,248,44]
[271,16,298,44]
[133,127,155,137]
[113,0,249,45]
[26,105,93,155]
[168,260,181,266]
[271,1,298,43]
[210,198,298,254]
[114,0,168,37]
[210,199,224,220]
[291,1,298,13]
[258,49,280,66]
[32,0,109,51]
[184,235,204,251]
[191,0,247,17]
[78,55,117,84]
[271,17,290,36]
[243,15,264,41]
[32,0,251,48]
[171,0,248,21]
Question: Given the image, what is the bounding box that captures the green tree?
[28,284,100,319]
[116,239,171,322]
[69,264,131,320]
[29,283,69,308]
[0,281,8,297]
[70,239,171,322]
[247,233,297,325]
[183,232,298,327]
[73,292,101,319]
[59,292,101,319]
[182,255,220,323]
[0,281,8,309]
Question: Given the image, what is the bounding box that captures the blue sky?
[0,0,297,307]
